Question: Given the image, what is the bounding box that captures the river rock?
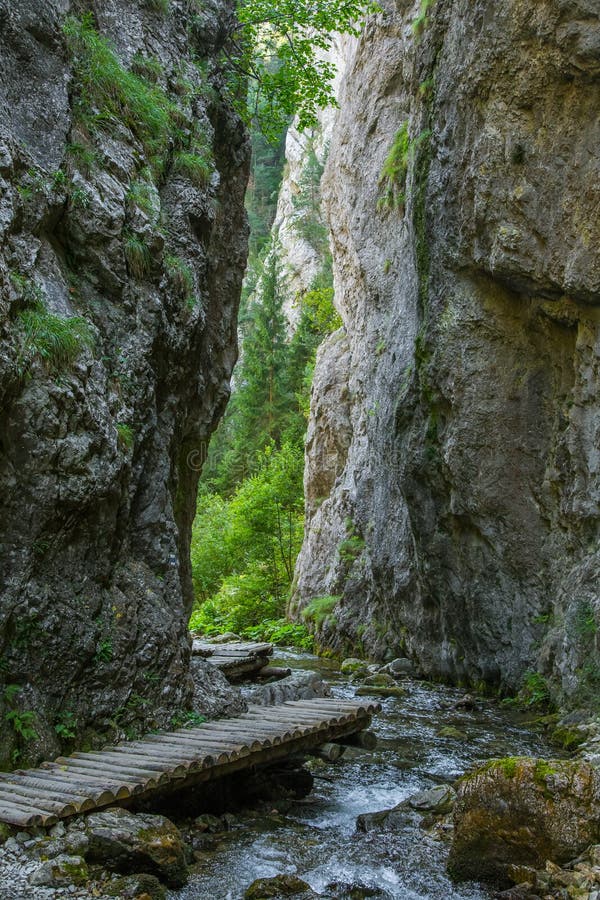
[244,874,315,898]
[341,658,369,677]
[244,671,332,706]
[356,800,414,833]
[448,757,600,885]
[408,784,456,814]
[83,807,187,888]
[356,685,406,699]
[104,872,166,899]
[382,659,415,678]
[363,673,396,687]
[191,656,247,719]
[29,854,89,887]
[325,881,386,898]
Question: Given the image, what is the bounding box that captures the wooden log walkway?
[0,698,380,829]
[192,639,274,681]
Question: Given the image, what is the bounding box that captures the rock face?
[448,757,600,885]
[0,0,249,764]
[84,807,187,888]
[291,0,600,702]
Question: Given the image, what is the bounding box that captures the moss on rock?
[448,757,600,886]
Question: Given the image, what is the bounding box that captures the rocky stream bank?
[2,650,600,900]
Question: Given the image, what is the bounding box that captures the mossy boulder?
[83,807,187,888]
[105,872,166,899]
[29,854,89,887]
[355,685,406,699]
[341,658,369,677]
[448,757,600,886]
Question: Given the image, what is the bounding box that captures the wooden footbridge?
[0,698,380,829]
[193,639,278,681]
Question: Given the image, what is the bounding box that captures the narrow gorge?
[0,0,599,898]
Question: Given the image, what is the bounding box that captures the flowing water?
[169,651,551,900]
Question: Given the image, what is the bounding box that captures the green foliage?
[246,120,287,260]
[338,518,366,563]
[54,710,77,741]
[301,595,340,628]
[66,141,98,173]
[171,710,206,729]
[172,150,212,187]
[63,14,180,164]
[116,423,134,449]
[574,601,597,637]
[190,442,305,632]
[412,0,434,35]
[232,0,379,138]
[378,122,410,212]
[131,52,164,83]
[52,169,68,189]
[123,230,151,279]
[94,636,114,663]
[519,671,552,709]
[145,0,170,11]
[126,176,157,217]
[165,254,198,307]
[292,145,328,252]
[3,686,38,747]
[241,618,314,650]
[16,303,94,377]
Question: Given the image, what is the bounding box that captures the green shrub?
[63,15,180,162]
[338,518,365,562]
[412,0,434,35]
[123,230,151,279]
[130,52,163,83]
[116,423,134,449]
[172,150,212,187]
[241,618,314,651]
[378,123,410,211]
[126,176,158,217]
[301,595,340,628]
[145,0,170,11]
[16,304,94,376]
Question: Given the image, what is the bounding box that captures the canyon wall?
[0,0,249,764]
[291,0,600,706]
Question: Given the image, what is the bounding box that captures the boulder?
[408,784,456,814]
[383,658,415,677]
[341,658,369,677]
[83,807,187,888]
[356,800,414,833]
[104,873,166,899]
[448,757,600,885]
[355,685,406,699]
[29,854,89,887]
[244,874,314,898]
[363,673,396,687]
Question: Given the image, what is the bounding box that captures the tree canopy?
[227,0,380,137]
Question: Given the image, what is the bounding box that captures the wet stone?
[244,873,315,898]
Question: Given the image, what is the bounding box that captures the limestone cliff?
[0,0,249,764]
[291,0,600,706]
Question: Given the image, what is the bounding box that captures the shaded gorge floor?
[168,651,553,900]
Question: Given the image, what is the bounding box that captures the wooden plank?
[102,742,241,767]
[172,727,273,750]
[0,800,51,828]
[39,765,138,798]
[8,773,117,806]
[0,779,95,814]
[67,752,187,778]
[139,733,258,754]
[52,759,161,789]
[0,786,78,818]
